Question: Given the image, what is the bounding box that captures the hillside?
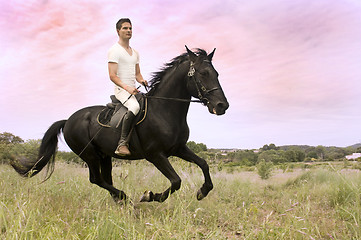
[348,143,361,149]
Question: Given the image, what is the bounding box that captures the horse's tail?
[11,120,67,179]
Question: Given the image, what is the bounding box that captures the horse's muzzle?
[207,101,229,115]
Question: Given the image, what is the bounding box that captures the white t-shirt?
[107,43,139,88]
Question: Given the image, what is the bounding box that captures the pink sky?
[1,0,361,149]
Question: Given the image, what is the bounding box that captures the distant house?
[345,153,361,160]
[219,149,238,153]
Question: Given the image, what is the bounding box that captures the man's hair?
[116,18,132,32]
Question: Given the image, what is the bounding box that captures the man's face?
[118,22,132,39]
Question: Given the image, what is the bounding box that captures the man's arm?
[108,62,139,95]
[135,64,148,86]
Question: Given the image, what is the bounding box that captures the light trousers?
[114,87,140,115]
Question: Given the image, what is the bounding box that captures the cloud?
[0,1,110,113]
[1,0,361,148]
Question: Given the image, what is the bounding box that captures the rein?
[144,95,203,103]
[142,81,203,103]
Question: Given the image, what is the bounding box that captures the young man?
[107,18,148,156]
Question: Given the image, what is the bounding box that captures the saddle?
[97,94,147,129]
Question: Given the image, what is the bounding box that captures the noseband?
[187,61,219,106]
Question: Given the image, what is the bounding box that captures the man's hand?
[125,85,139,95]
[141,79,148,87]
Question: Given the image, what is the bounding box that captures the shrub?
[256,160,273,180]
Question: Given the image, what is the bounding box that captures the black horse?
[12,47,229,203]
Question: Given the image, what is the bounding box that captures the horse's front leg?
[175,146,213,200]
[140,154,181,202]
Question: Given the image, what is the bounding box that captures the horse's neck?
[150,63,191,118]
[155,63,190,100]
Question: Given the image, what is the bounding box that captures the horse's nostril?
[217,102,229,110]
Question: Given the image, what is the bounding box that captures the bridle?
[144,60,219,106]
[187,60,220,106]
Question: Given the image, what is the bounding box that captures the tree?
[258,150,286,164]
[0,132,23,144]
[295,150,306,162]
[284,149,305,162]
[0,144,12,164]
[261,144,270,151]
[197,143,207,152]
[268,143,279,150]
[11,139,41,162]
[325,147,347,160]
[316,145,325,160]
[186,141,207,154]
[244,150,259,165]
[261,143,279,151]
[227,150,258,166]
[0,132,24,164]
[306,151,318,159]
[284,150,296,162]
[357,147,361,153]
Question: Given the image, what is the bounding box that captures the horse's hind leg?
[140,154,181,202]
[99,156,126,201]
[175,146,213,200]
[80,146,127,202]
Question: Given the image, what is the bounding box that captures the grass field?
[1,160,361,239]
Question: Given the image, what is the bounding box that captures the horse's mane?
[147,49,208,93]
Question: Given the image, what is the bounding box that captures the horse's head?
[185,46,229,115]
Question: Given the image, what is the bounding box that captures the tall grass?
[1,161,361,239]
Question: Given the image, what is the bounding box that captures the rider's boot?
[115,111,135,156]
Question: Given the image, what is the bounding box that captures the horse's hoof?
[140,191,153,202]
[196,189,205,201]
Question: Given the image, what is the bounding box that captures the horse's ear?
[185,45,197,62]
[207,48,216,61]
